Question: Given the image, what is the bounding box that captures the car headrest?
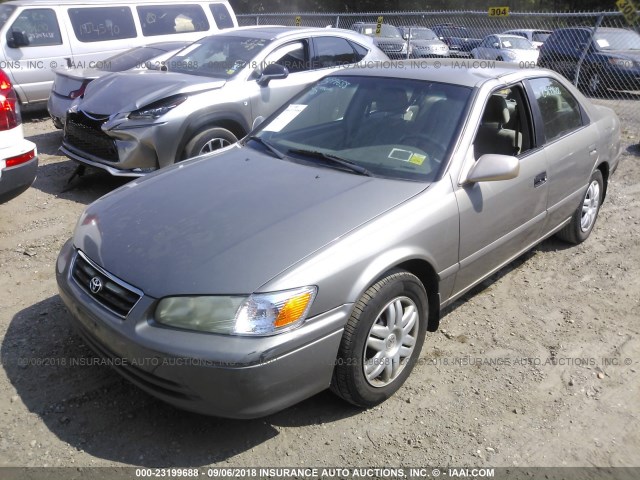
[482,95,510,125]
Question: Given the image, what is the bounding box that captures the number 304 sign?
[488,6,510,17]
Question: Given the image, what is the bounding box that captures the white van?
[0,0,237,108]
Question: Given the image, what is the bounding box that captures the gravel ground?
[0,98,639,470]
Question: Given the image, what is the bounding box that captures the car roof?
[329,60,550,88]
[504,29,552,33]
[209,25,364,41]
[138,41,192,51]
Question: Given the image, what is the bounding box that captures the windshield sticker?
[389,148,414,162]
[596,38,610,48]
[388,148,428,166]
[364,28,373,35]
[263,104,308,132]
[409,153,427,166]
[175,44,201,57]
[502,40,512,48]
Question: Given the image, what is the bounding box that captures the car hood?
[411,39,445,47]
[73,146,427,298]
[78,70,226,114]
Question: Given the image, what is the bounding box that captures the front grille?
[377,43,403,52]
[65,112,119,162]
[72,251,142,318]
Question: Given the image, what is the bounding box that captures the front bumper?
[56,241,349,418]
[61,112,180,176]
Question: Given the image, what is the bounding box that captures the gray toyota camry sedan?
[56,61,621,418]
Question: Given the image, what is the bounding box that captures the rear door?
[526,76,597,235]
[2,7,73,104]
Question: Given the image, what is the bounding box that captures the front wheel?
[182,127,238,159]
[556,169,604,244]
[331,270,428,408]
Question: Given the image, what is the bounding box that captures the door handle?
[534,171,547,188]
[588,143,598,155]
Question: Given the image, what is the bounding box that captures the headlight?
[608,58,634,69]
[128,95,187,120]
[155,286,317,335]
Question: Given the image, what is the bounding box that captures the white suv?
[0,69,37,203]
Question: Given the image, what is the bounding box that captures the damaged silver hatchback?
[60,26,387,176]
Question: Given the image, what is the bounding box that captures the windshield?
[594,30,640,50]
[0,4,16,30]
[252,76,471,182]
[99,46,168,71]
[409,28,437,40]
[532,31,551,43]
[166,36,271,77]
[500,37,535,50]
[441,27,471,38]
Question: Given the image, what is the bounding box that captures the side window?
[529,77,584,143]
[209,4,234,29]
[313,37,359,68]
[473,85,534,160]
[9,9,62,46]
[68,7,136,42]
[265,41,309,73]
[349,41,368,60]
[137,5,209,36]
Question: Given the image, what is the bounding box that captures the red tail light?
[6,149,36,168]
[69,80,90,99]
[0,70,20,131]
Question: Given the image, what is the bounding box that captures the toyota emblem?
[89,276,103,294]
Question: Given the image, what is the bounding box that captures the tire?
[331,270,428,408]
[556,169,604,244]
[182,127,238,159]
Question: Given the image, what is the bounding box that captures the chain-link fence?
[238,10,640,135]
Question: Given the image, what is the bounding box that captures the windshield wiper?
[288,148,372,176]
[246,136,286,159]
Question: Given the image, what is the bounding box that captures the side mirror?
[466,154,519,183]
[7,30,30,48]
[257,63,289,86]
[492,42,500,48]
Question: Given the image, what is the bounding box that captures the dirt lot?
[1,100,639,471]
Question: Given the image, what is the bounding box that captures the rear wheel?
[182,127,238,159]
[556,169,604,244]
[331,270,428,408]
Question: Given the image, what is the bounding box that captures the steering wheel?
[399,133,446,160]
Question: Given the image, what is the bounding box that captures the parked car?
[350,22,409,59]
[48,41,191,128]
[431,23,482,58]
[0,69,37,203]
[471,34,539,64]
[538,27,640,95]
[0,0,237,110]
[502,29,552,49]
[398,26,449,58]
[60,26,387,176]
[57,60,621,418]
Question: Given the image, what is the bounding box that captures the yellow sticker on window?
[409,153,427,165]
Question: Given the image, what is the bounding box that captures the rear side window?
[68,7,136,42]
[137,5,209,36]
[529,77,584,142]
[0,4,17,31]
[313,37,361,68]
[9,8,62,46]
[209,4,234,29]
